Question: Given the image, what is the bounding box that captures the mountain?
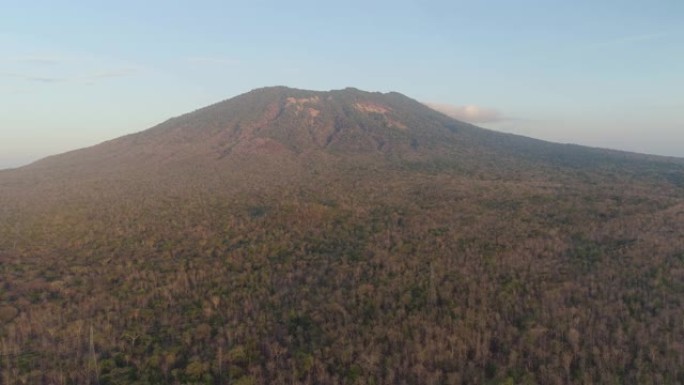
[6,86,683,185]
[1,87,683,385]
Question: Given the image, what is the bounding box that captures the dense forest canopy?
[1,87,683,385]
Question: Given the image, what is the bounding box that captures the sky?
[1,0,683,169]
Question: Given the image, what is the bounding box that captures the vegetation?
[0,87,683,384]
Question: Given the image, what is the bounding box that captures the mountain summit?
[25,87,469,173]
[134,86,456,157]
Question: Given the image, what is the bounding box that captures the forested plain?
[0,87,683,384]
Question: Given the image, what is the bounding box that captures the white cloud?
[616,32,667,43]
[83,68,138,80]
[2,55,70,65]
[425,102,505,123]
[1,68,138,84]
[186,57,241,66]
[0,72,65,82]
[590,32,668,48]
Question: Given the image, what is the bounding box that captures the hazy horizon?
[2,0,683,169]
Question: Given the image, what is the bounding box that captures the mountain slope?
[0,87,683,385]
[9,86,684,185]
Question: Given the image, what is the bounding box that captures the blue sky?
[2,0,683,168]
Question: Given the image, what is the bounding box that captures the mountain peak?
[18,86,683,187]
[127,86,458,159]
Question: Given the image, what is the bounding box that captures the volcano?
[0,87,683,385]
[6,86,683,186]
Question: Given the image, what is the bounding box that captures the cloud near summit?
[425,102,505,124]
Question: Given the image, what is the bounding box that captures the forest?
[1,163,683,385]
